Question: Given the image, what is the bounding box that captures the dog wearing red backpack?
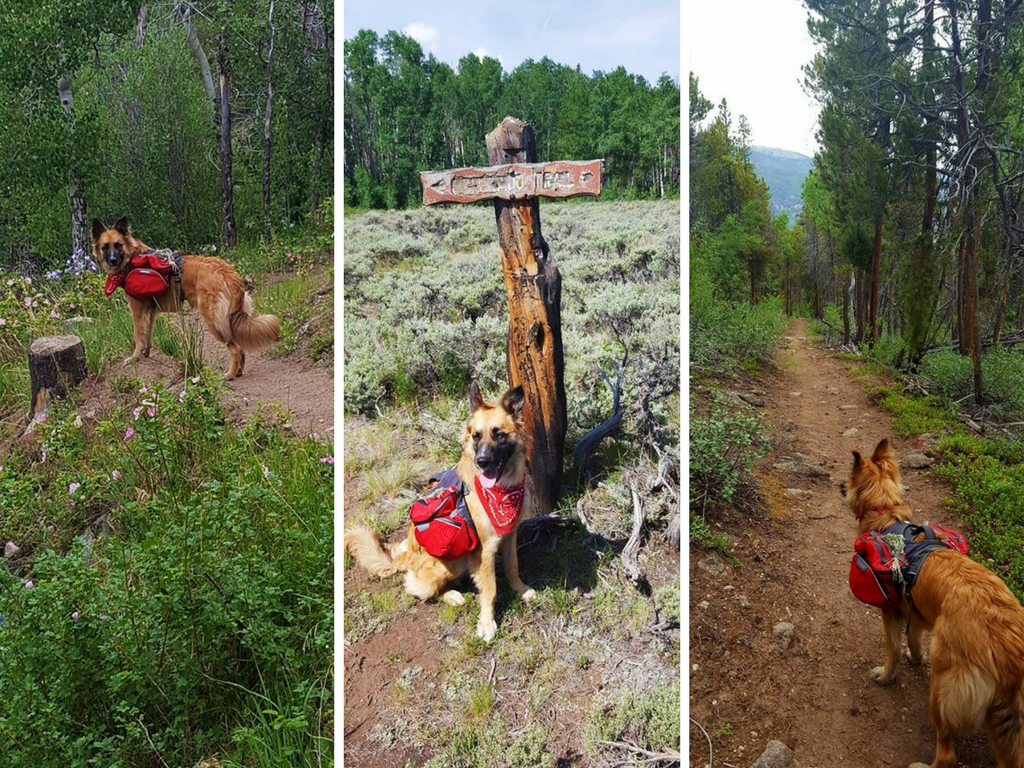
[92,217,279,380]
[843,439,1024,768]
[345,383,535,642]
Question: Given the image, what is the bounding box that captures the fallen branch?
[573,345,628,480]
[622,487,649,593]
[689,716,713,768]
[598,739,681,765]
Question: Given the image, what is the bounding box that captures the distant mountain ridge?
[748,145,814,224]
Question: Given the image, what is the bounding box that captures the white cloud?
[403,22,439,51]
[473,47,488,59]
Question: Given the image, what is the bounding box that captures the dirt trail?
[77,324,333,439]
[201,327,334,439]
[690,318,992,768]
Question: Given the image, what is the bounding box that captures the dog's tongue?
[478,472,499,489]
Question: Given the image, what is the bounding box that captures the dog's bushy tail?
[344,526,398,577]
[230,296,280,351]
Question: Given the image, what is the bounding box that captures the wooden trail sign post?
[421,116,602,514]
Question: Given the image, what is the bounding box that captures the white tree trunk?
[58,74,90,272]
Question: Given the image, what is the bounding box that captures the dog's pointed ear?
[501,385,525,420]
[871,438,892,463]
[852,450,863,471]
[91,218,105,241]
[114,216,130,237]
[468,381,484,413]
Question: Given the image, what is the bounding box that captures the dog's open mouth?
[477,458,507,488]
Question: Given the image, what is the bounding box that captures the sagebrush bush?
[343,202,680,449]
[584,684,680,761]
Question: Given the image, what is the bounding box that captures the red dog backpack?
[409,475,478,560]
[123,254,174,300]
[849,522,969,607]
[104,252,178,300]
[849,531,908,607]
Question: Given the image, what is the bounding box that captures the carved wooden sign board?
[421,159,602,205]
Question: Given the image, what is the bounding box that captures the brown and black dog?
[91,216,279,379]
[345,382,536,642]
[844,439,1024,768]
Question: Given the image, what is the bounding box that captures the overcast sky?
[344,0,680,85]
[690,0,820,156]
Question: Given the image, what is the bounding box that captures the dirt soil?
[689,319,993,768]
[202,326,334,439]
[343,509,680,767]
[75,320,333,439]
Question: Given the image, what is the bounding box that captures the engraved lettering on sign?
[542,171,574,190]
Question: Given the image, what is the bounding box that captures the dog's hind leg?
[500,527,536,602]
[440,590,465,606]
[985,695,1024,768]
[225,342,243,380]
[910,672,960,768]
[403,569,448,602]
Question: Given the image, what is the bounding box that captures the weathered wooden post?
[421,116,602,514]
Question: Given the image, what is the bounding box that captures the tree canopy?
[343,30,681,209]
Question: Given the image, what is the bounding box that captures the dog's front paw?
[904,647,923,666]
[123,355,139,366]
[475,616,497,642]
[908,763,931,768]
[870,666,895,684]
[521,588,537,602]
[441,590,465,606]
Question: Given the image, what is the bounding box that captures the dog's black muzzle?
[475,443,513,477]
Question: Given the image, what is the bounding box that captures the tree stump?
[27,335,87,420]
[486,118,567,515]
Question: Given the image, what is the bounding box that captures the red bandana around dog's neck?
[474,474,525,535]
[103,272,124,297]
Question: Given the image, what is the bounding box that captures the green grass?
[466,683,496,721]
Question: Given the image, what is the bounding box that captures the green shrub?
[809,303,845,346]
[931,435,1024,600]
[690,255,785,372]
[0,377,333,766]
[921,349,973,400]
[689,394,769,514]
